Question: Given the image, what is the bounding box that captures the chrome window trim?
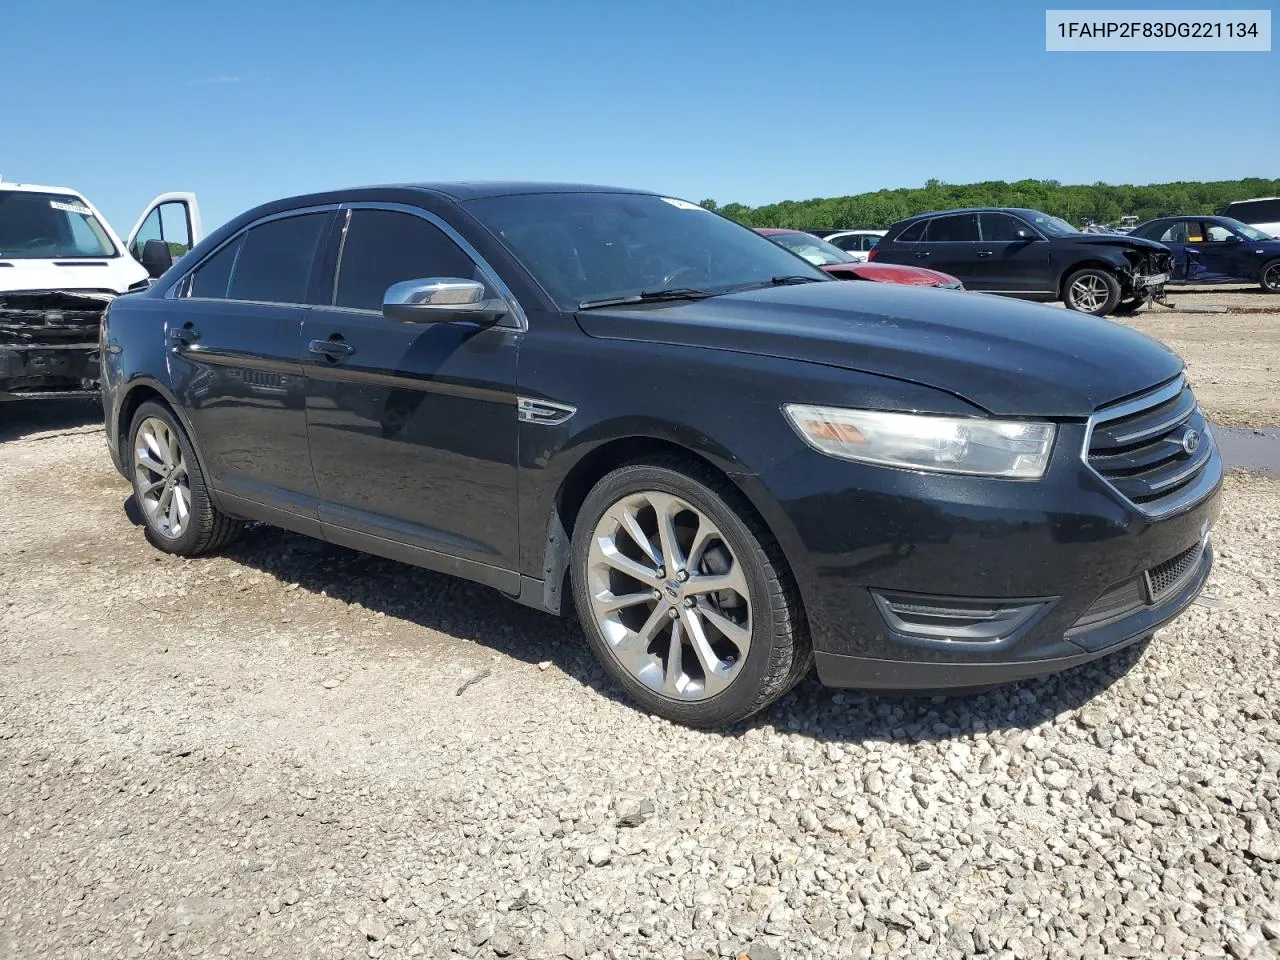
[164,203,340,304]
[1080,375,1221,519]
[335,201,528,331]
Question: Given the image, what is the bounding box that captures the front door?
[301,206,522,579]
[975,212,1053,293]
[1188,220,1253,282]
[167,208,333,521]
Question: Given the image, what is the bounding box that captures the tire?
[128,400,243,555]
[1260,259,1280,294]
[570,455,811,728]
[1113,296,1145,316]
[1062,267,1122,316]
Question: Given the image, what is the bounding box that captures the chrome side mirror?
[382,278,507,324]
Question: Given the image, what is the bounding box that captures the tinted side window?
[980,213,1025,242]
[861,235,882,251]
[1225,200,1280,223]
[1158,221,1192,243]
[827,235,854,251]
[334,210,484,311]
[189,234,244,299]
[923,214,979,243]
[227,212,328,305]
[897,221,926,243]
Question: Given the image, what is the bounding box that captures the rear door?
[913,213,981,283]
[1151,220,1193,281]
[301,204,522,580]
[976,213,1053,293]
[167,207,334,527]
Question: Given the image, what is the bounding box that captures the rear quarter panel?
[100,293,178,474]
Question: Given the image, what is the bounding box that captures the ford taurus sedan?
[101,182,1222,727]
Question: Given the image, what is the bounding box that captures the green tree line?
[699,177,1280,231]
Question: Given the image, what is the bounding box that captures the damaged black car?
[869,207,1172,316]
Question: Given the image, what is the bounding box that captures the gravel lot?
[2,401,1279,960]
[1115,292,1280,427]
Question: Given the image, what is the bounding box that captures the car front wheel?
[570,456,811,727]
[1062,267,1122,316]
[1261,259,1280,294]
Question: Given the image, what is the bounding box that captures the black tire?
[570,454,811,728]
[1260,259,1280,294]
[128,400,243,555]
[1113,296,1145,316]
[1062,267,1122,316]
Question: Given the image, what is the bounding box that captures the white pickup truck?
[0,180,201,401]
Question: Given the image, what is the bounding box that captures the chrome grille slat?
[1084,376,1219,517]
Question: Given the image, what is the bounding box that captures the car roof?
[0,181,85,196]
[754,228,800,236]
[1225,196,1280,204]
[897,207,1048,223]
[399,181,653,201]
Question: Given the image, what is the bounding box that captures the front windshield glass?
[1222,218,1274,241]
[1020,210,1079,237]
[0,191,117,259]
[466,192,828,309]
[769,232,855,266]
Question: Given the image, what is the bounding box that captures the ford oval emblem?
[1180,429,1200,456]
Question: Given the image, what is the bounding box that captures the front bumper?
[0,343,100,400]
[750,421,1223,690]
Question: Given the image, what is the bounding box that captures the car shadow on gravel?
[0,398,101,443]
[122,503,1147,744]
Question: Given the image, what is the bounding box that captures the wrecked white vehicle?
[0,181,200,401]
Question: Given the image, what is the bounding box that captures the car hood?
[821,262,961,287]
[1062,233,1169,253]
[575,281,1182,417]
[0,257,144,295]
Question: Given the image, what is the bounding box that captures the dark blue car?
[1129,215,1280,293]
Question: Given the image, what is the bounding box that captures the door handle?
[309,338,355,360]
[977,250,993,258]
[169,324,200,344]
[1185,247,1199,254]
[913,251,931,259]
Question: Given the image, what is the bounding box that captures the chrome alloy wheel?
[1264,262,1280,292]
[586,491,752,701]
[133,417,190,540]
[1068,274,1109,312]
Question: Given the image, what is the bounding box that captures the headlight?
[782,405,1056,479]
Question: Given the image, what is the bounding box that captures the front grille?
[1146,542,1202,603]
[1086,376,1216,516]
[1069,541,1207,633]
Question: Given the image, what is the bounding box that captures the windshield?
[0,191,117,259]
[1221,217,1275,241]
[466,192,828,309]
[768,231,856,266]
[1019,210,1078,237]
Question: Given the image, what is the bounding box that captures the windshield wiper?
[578,287,714,310]
[769,275,825,285]
[726,275,826,294]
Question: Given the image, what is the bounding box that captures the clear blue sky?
[3,0,1275,232]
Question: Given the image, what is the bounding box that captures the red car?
[755,228,964,288]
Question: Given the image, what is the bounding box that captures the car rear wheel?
[1062,268,1122,316]
[1261,259,1280,294]
[129,400,243,555]
[570,456,811,727]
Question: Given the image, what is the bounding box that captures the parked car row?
[99,181,1222,727]
[796,201,1278,315]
